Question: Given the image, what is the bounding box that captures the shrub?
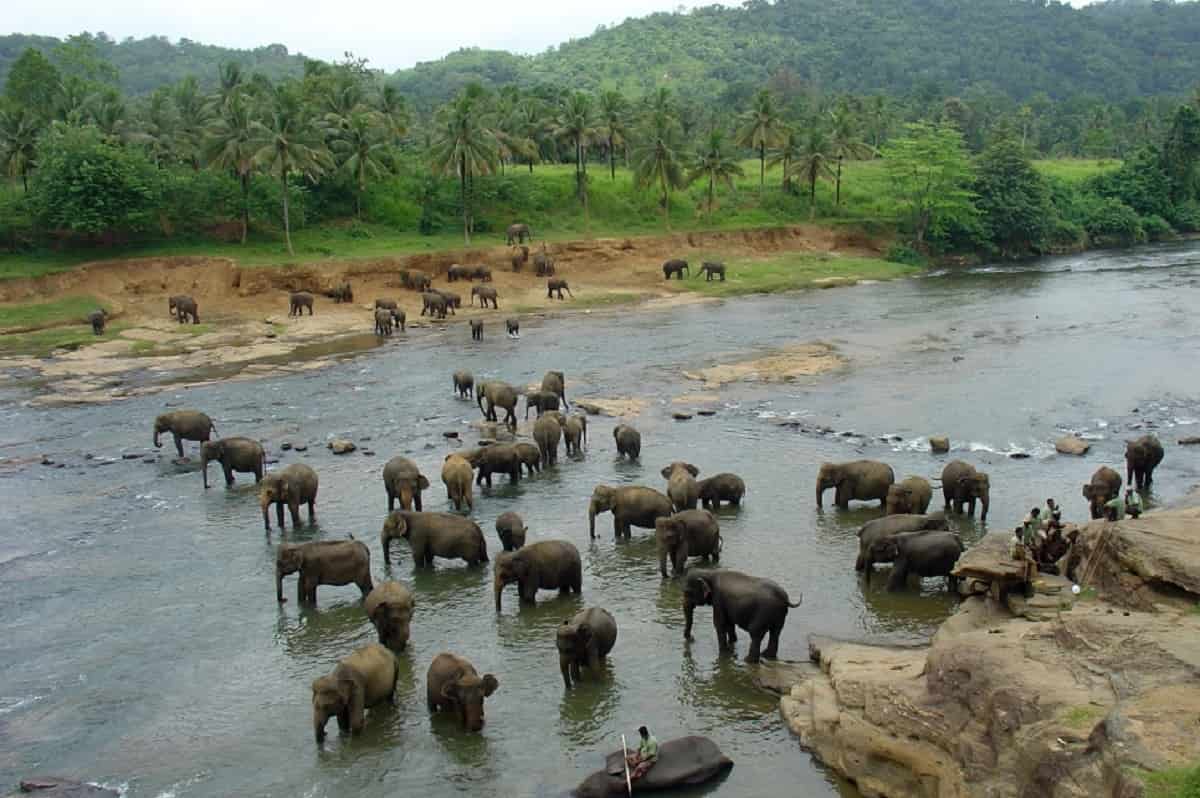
[1082,197,1144,245]
[1139,214,1173,241]
[1048,218,1086,249]
[885,243,927,266]
[1167,199,1200,233]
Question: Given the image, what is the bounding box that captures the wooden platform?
[953,532,1035,600]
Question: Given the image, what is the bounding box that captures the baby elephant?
[88,309,107,335]
[495,511,528,551]
[696,262,726,281]
[289,291,314,316]
[546,279,574,300]
[200,436,264,489]
[427,652,499,732]
[662,461,701,511]
[697,473,746,509]
[311,643,398,743]
[260,463,319,531]
[374,308,397,336]
[441,454,474,512]
[506,318,520,337]
[662,259,689,279]
[656,510,721,577]
[470,319,483,341]
[453,370,475,398]
[275,539,372,604]
[613,424,641,460]
[557,607,617,689]
[365,581,415,652]
[169,294,199,323]
[153,409,216,458]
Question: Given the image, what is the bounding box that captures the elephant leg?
[357,575,372,597]
[254,464,263,483]
[887,561,909,592]
[337,709,351,732]
[223,463,235,487]
[173,433,185,458]
[276,502,286,531]
[387,490,396,511]
[746,630,765,663]
[764,624,782,660]
[713,616,731,652]
[288,499,302,528]
[414,492,423,512]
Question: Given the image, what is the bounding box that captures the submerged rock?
[1179,436,1200,446]
[929,435,950,453]
[672,411,694,421]
[17,777,120,797]
[327,438,356,455]
[1056,435,1091,456]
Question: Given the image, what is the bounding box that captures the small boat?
[573,735,734,796]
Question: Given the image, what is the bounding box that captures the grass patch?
[0,323,127,356]
[1060,704,1107,730]
[1034,159,1120,183]
[0,295,105,330]
[177,323,215,336]
[129,339,157,355]
[684,253,919,297]
[1136,763,1200,798]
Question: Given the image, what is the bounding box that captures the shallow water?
[2,241,1199,797]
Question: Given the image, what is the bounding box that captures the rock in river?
[1055,435,1090,456]
[929,435,950,453]
[17,777,120,797]
[327,438,356,455]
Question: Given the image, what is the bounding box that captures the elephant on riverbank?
[466,444,523,486]
[374,308,397,336]
[696,262,726,281]
[1083,466,1123,519]
[426,653,498,732]
[328,282,353,303]
[557,607,617,689]
[534,415,561,467]
[312,643,398,743]
[941,460,991,521]
[380,511,488,567]
[88,309,107,334]
[885,476,933,515]
[1126,435,1164,489]
[421,292,449,319]
[471,285,499,308]
[365,581,414,651]
[656,510,721,577]
[169,294,199,323]
[506,223,531,245]
[493,540,582,611]
[547,279,574,299]
[815,460,895,509]
[276,539,371,604]
[478,381,518,427]
[453,370,474,399]
[200,436,264,489]
[470,319,483,340]
[662,461,701,511]
[869,531,964,591]
[383,456,430,512]
[260,463,319,531]
[682,569,801,663]
[588,485,673,539]
[698,473,746,509]
[856,512,948,572]
[534,247,555,276]
[613,424,641,460]
[495,511,528,551]
[663,259,689,279]
[289,292,314,316]
[153,409,216,458]
[441,454,474,511]
[525,390,560,419]
[511,246,529,272]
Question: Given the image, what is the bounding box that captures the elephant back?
[365,581,413,618]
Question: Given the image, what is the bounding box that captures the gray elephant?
[613,424,641,460]
[695,262,726,281]
[169,294,199,323]
[426,652,498,732]
[495,511,528,551]
[421,292,449,319]
[374,308,397,336]
[525,390,560,418]
[311,643,398,743]
[547,279,574,300]
[153,409,216,458]
[435,289,462,309]
[506,318,520,336]
[510,246,529,272]
[514,442,542,476]
[470,319,483,340]
[588,484,673,540]
[661,461,701,511]
[573,736,733,797]
[541,370,568,409]
[289,291,314,316]
[470,265,492,282]
[402,270,432,292]
[87,308,107,335]
[1125,435,1164,489]
[329,282,353,303]
[557,607,617,689]
[856,512,948,572]
[656,510,721,577]
[375,298,398,311]
[534,247,556,277]
[697,473,746,509]
[493,539,582,611]
[471,285,499,308]
[885,476,933,515]
[441,454,474,511]
[466,444,523,486]
[815,460,895,508]
[561,415,586,455]
[478,381,519,427]
[1083,466,1123,519]
[200,436,264,489]
[380,510,488,567]
[275,539,371,604]
[382,456,431,512]
[364,581,414,651]
[446,264,469,282]
[453,370,474,399]
[506,223,531,245]
[260,463,319,531]
[940,460,991,521]
[682,569,801,663]
[869,531,964,591]
[534,415,561,467]
[662,259,689,279]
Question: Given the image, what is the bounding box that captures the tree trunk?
[609,134,616,180]
[809,172,817,220]
[528,159,534,174]
[22,171,28,194]
[240,172,249,245]
[759,143,765,188]
[460,154,470,246]
[708,174,714,219]
[835,156,843,206]
[281,169,293,256]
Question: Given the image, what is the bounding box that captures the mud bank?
[780,508,1200,798]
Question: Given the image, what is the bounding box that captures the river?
[2,241,1199,797]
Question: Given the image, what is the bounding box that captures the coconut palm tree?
[688,128,744,219]
[632,109,686,229]
[428,88,499,245]
[88,89,128,140]
[330,109,390,218]
[374,85,409,147]
[598,89,629,180]
[786,126,835,219]
[553,92,598,207]
[0,106,42,192]
[173,76,209,170]
[131,88,179,168]
[828,105,875,206]
[767,126,801,194]
[215,62,244,109]
[736,89,783,189]
[205,92,258,243]
[510,99,547,173]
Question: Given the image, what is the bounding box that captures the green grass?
[1060,704,1107,730]
[1034,159,1120,183]
[684,252,918,297]
[1136,763,1200,798]
[129,339,157,355]
[0,295,105,330]
[0,323,127,356]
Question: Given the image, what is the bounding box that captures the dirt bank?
[780,508,1200,798]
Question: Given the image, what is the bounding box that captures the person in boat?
[626,726,659,781]
[1123,488,1143,519]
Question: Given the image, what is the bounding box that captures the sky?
[4,0,731,72]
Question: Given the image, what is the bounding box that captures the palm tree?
[54,76,91,126]
[330,110,390,218]
[131,88,179,167]
[767,126,801,194]
[786,126,835,219]
[827,106,875,206]
[736,89,783,189]
[374,85,409,147]
[553,92,598,208]
[510,99,547,173]
[598,89,629,179]
[173,76,209,170]
[250,81,332,255]
[206,92,257,244]
[0,106,42,192]
[428,88,498,245]
[89,89,128,140]
[687,128,744,219]
[215,62,244,109]
[632,109,686,229]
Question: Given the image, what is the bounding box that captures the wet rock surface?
[1056,435,1091,455]
[14,777,119,797]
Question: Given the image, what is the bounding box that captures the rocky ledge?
[781,507,1200,798]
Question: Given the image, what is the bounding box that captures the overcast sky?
[3,0,738,72]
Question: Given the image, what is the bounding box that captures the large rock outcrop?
[781,507,1200,798]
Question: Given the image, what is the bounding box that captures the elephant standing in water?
[364,581,414,651]
[426,653,499,732]
[856,513,948,572]
[466,444,523,486]
[656,510,721,577]
[1083,466,1123,519]
[557,607,617,689]
[153,409,216,458]
[540,370,568,408]
[383,456,431,512]
[534,415,561,467]
[311,643,398,743]
[662,461,701,511]
[441,454,474,511]
[380,511,488,567]
[613,424,641,460]
[588,485,673,540]
[453,370,474,399]
[260,464,319,531]
[869,531,964,592]
[495,511,528,551]
[573,736,733,797]
[494,540,582,611]
[1125,435,1164,489]
[940,460,991,521]
[561,415,586,455]
[478,381,519,427]
[815,460,895,509]
[698,473,746,509]
[885,476,933,515]
[200,437,264,489]
[275,539,372,604]
[682,569,801,663]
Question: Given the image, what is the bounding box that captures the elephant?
[382,456,431,512]
[941,460,991,521]
[506,222,532,245]
[556,607,617,689]
[588,484,673,540]
[662,259,689,280]
[471,285,499,309]
[402,271,432,292]
[885,476,934,515]
[506,318,520,337]
[525,390,560,418]
[168,294,199,323]
[656,510,721,577]
[380,510,488,567]
[88,309,107,334]
[547,279,574,300]
[275,538,371,604]
[815,460,895,509]
[478,381,518,427]
[434,289,462,310]
[471,265,493,282]
[697,473,746,509]
[328,282,353,303]
[514,442,542,476]
[453,370,475,399]
[200,436,264,489]
[374,308,396,336]
[511,246,529,272]
[856,512,949,572]
[446,264,470,282]
[311,643,398,743]
[661,461,701,512]
[613,424,641,460]
[541,370,568,409]
[470,319,483,341]
[375,298,398,310]
[561,415,586,455]
[682,569,801,663]
[441,454,474,511]
[869,531,964,591]
[495,511,528,551]
[289,291,314,316]
[364,581,414,651]
[573,736,733,797]
[1083,465,1123,519]
[426,652,498,732]
[466,444,523,486]
[391,309,406,332]
[534,415,562,467]
[1125,435,1164,489]
[534,246,556,277]
[695,262,726,281]
[260,463,319,531]
[153,409,216,458]
[421,292,449,319]
[493,539,582,611]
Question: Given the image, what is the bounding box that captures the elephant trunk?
[980,493,989,522]
[683,599,695,641]
[261,494,272,531]
[200,453,211,489]
[494,572,504,613]
[276,566,286,602]
[153,428,162,448]
[588,503,598,539]
[313,708,327,743]
[398,483,414,511]
[559,654,572,689]
[815,482,824,508]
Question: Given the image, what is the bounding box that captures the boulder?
[929,436,950,453]
[697,409,717,417]
[293,444,308,452]
[1179,436,1200,446]
[327,438,356,455]
[672,411,694,421]
[1056,436,1090,456]
[17,777,120,797]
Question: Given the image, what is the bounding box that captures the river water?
[2,241,1199,797]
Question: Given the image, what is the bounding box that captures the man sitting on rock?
[1123,488,1143,519]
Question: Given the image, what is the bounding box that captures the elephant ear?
[697,576,713,602]
[441,681,460,702]
[577,623,592,643]
[685,463,700,477]
[660,465,673,479]
[418,474,431,491]
[481,674,499,697]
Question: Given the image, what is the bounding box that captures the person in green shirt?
[1104,495,1125,522]
[1123,489,1143,519]
[1021,507,1042,547]
[626,725,659,780]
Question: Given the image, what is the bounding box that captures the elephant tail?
[788,593,804,608]
[210,421,219,435]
